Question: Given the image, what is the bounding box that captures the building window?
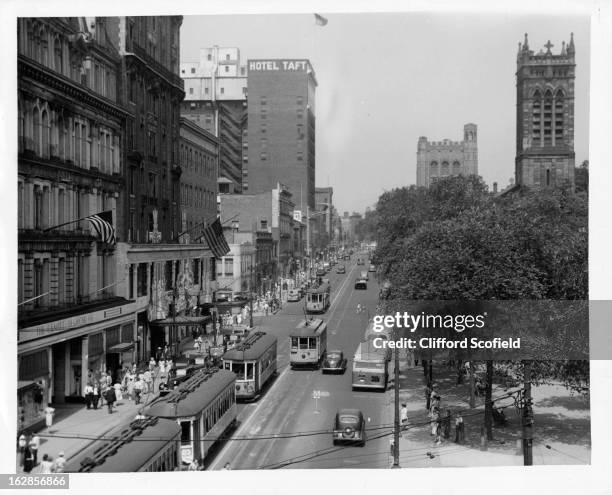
[441,161,450,176]
[224,65,229,73]
[225,54,230,60]
[242,87,247,95]
[260,220,268,231]
[189,88,194,95]
[224,258,233,276]
[220,87,225,95]
[452,161,461,175]
[190,67,195,74]
[207,53,212,61]
[430,161,439,176]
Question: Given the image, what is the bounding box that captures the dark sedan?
[333,408,366,446]
[336,265,346,274]
[322,350,347,374]
[354,278,367,290]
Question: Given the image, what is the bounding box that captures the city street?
[208,255,394,470]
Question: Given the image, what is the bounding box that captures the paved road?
[208,255,395,470]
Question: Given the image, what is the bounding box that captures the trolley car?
[222,331,278,400]
[305,282,331,313]
[144,368,237,467]
[290,318,328,369]
[66,416,181,472]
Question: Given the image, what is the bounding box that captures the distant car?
[336,265,346,274]
[368,264,376,273]
[357,258,365,265]
[287,289,301,302]
[360,270,369,281]
[354,279,367,290]
[316,268,326,277]
[322,350,347,374]
[333,408,366,446]
[344,255,350,261]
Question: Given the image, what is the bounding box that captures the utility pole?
[249,260,254,328]
[392,325,400,468]
[522,360,534,465]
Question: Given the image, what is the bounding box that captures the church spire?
[567,32,575,55]
[523,33,529,51]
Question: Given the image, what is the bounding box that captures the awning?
[107,342,135,353]
[18,380,38,392]
[151,315,212,326]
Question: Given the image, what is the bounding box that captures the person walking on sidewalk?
[430,406,440,436]
[39,454,53,474]
[443,409,452,439]
[29,434,40,466]
[43,404,55,428]
[114,382,123,403]
[18,433,27,467]
[92,385,100,409]
[400,403,408,429]
[454,413,465,444]
[133,378,143,405]
[105,386,116,414]
[85,384,94,409]
[52,452,66,473]
[22,445,34,473]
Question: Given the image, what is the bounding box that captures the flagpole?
[41,217,87,232]
[193,213,241,243]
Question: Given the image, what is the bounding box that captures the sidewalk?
[391,359,591,467]
[16,396,147,473]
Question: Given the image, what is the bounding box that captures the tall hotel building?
[246,59,317,212]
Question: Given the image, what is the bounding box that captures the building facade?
[180,47,247,192]
[246,59,317,212]
[179,117,219,240]
[416,124,478,187]
[17,18,134,424]
[215,242,255,295]
[515,34,576,188]
[314,187,333,250]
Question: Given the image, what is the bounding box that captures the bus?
[222,331,278,400]
[352,320,390,391]
[144,368,237,468]
[290,318,328,369]
[305,282,331,313]
[66,416,181,473]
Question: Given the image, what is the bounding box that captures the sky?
[180,12,590,215]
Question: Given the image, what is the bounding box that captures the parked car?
[336,265,346,274]
[354,279,367,290]
[287,289,302,302]
[360,270,369,281]
[322,350,347,374]
[368,264,376,273]
[333,408,366,446]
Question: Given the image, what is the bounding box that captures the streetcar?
[305,281,331,313]
[144,367,237,467]
[222,331,278,400]
[66,416,181,472]
[290,318,328,369]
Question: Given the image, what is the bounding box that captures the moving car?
[322,350,347,374]
[316,267,326,277]
[357,258,365,265]
[354,278,367,290]
[368,264,376,273]
[336,265,346,274]
[287,289,302,302]
[333,408,366,446]
[360,270,369,281]
[344,255,350,261]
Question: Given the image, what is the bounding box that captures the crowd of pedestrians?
[17,432,65,474]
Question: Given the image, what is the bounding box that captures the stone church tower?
[416,123,478,188]
[515,33,576,188]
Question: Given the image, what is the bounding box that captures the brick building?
[515,34,576,188]
[180,47,247,192]
[416,124,478,188]
[17,17,134,420]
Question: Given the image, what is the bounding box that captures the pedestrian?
[92,385,100,409]
[400,403,408,428]
[264,302,269,316]
[435,415,443,445]
[105,386,116,414]
[18,433,27,467]
[84,383,94,409]
[454,413,465,444]
[430,406,440,436]
[29,434,40,466]
[188,459,199,471]
[113,382,123,403]
[52,452,66,473]
[43,403,55,428]
[443,409,452,439]
[143,370,152,394]
[133,379,142,405]
[22,445,34,473]
[149,357,156,372]
[39,454,53,473]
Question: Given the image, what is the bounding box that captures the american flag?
[202,217,230,258]
[314,14,328,26]
[86,210,116,245]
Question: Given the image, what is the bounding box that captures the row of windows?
[180,144,216,178]
[128,258,210,300]
[18,98,121,174]
[144,443,177,472]
[18,19,118,101]
[186,85,247,96]
[531,89,565,146]
[180,184,215,210]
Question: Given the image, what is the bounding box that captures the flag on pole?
[203,217,231,258]
[86,210,116,244]
[314,13,328,26]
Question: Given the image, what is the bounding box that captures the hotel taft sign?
[248,60,311,72]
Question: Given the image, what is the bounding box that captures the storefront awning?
[107,342,135,353]
[18,380,38,392]
[151,315,212,326]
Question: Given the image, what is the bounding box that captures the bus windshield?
[354,361,384,370]
[291,337,298,349]
[299,337,309,350]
